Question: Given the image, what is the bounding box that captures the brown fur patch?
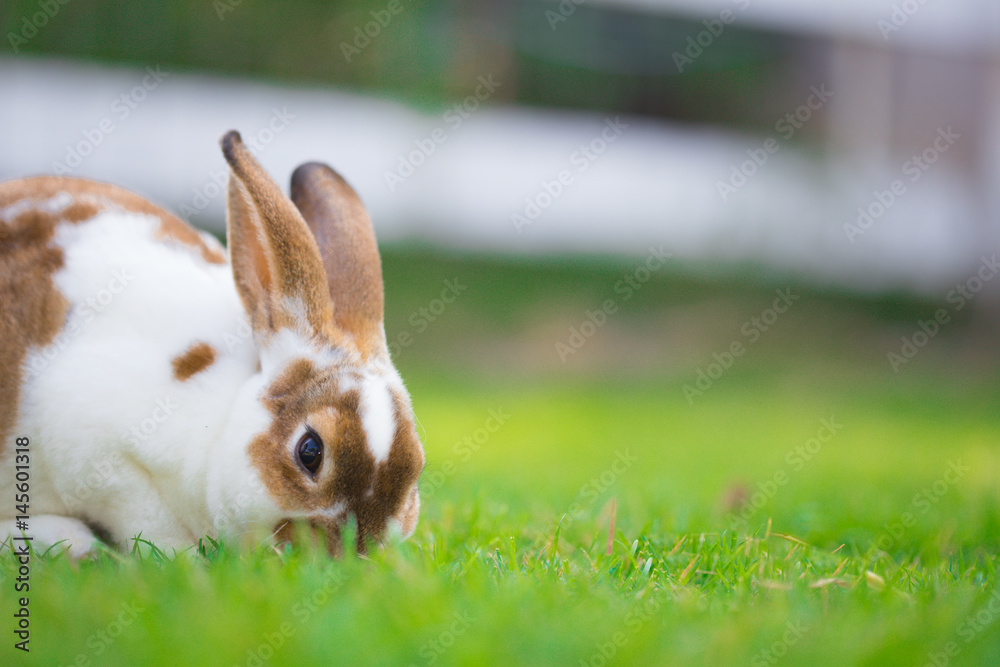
[0,176,225,456]
[248,359,325,510]
[227,180,275,334]
[290,162,387,362]
[397,487,420,537]
[222,132,338,341]
[272,518,344,556]
[248,361,424,554]
[171,342,217,381]
[0,204,72,454]
[2,176,225,265]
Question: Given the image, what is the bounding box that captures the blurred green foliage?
[1,0,798,132]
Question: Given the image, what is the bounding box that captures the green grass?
[4,249,1000,666]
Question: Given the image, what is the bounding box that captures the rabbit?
[0,130,424,557]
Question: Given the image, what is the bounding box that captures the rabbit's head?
[219,131,423,554]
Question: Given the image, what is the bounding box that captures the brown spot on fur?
[264,358,316,408]
[171,342,217,381]
[58,201,102,224]
[0,206,71,453]
[3,177,225,265]
[0,176,226,456]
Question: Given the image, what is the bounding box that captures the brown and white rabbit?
[0,131,424,557]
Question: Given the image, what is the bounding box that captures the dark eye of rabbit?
[296,430,323,475]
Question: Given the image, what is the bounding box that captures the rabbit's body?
[1,178,273,551]
[0,135,424,557]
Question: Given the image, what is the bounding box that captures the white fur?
[260,326,343,375]
[309,501,347,522]
[360,375,395,463]
[1,515,100,559]
[1,207,281,552]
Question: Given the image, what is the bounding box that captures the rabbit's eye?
[296,430,323,476]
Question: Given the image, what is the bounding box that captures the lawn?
[4,248,1000,666]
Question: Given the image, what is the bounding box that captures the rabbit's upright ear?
[289,162,387,361]
[221,131,336,344]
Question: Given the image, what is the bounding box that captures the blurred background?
[3,0,1000,538]
[7,6,1000,664]
[2,0,999,293]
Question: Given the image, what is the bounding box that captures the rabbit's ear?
[290,162,387,361]
[221,131,336,343]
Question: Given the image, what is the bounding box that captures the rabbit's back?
[0,178,258,535]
